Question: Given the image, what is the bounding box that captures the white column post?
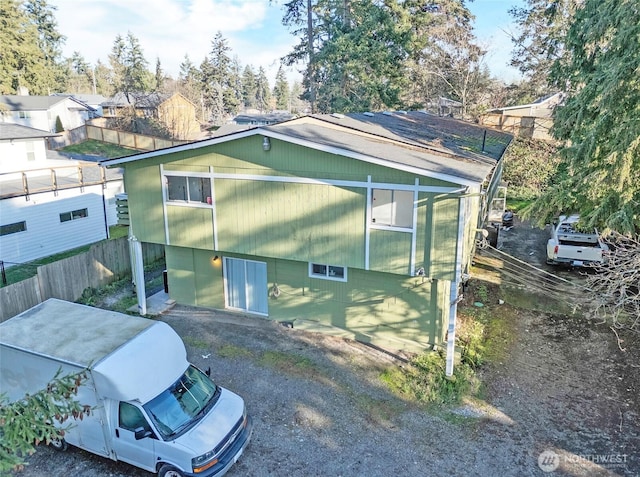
[445,197,466,377]
[129,235,147,315]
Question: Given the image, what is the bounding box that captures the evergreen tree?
[93,60,112,96]
[23,0,64,65]
[178,54,204,121]
[0,0,62,94]
[201,32,239,121]
[241,65,258,109]
[508,0,579,100]
[282,0,413,113]
[108,32,151,100]
[526,0,640,235]
[23,0,66,92]
[289,80,306,113]
[273,66,290,110]
[154,57,166,92]
[255,67,272,112]
[0,369,88,473]
[228,56,244,116]
[65,51,93,93]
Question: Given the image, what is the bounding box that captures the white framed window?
[371,189,413,228]
[18,111,31,119]
[0,221,27,236]
[26,141,35,161]
[166,175,211,204]
[309,262,347,282]
[60,208,88,222]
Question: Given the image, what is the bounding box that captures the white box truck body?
[0,299,252,477]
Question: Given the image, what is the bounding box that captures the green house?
[102,112,512,374]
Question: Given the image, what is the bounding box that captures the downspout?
[445,195,467,377]
[101,181,109,239]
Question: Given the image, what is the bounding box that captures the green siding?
[167,206,214,249]
[429,197,460,281]
[165,246,196,304]
[163,136,455,187]
[162,247,447,353]
[193,249,224,308]
[123,137,466,281]
[462,195,482,272]
[125,162,165,243]
[268,259,445,352]
[369,229,412,274]
[216,180,366,267]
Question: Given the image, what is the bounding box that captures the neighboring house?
[233,111,296,126]
[101,92,200,140]
[101,112,512,374]
[0,124,124,268]
[53,93,107,117]
[0,95,96,133]
[480,92,565,141]
[424,97,464,118]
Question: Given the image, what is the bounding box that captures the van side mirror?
[134,427,153,440]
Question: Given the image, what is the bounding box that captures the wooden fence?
[86,125,185,151]
[47,124,88,149]
[46,124,186,151]
[0,238,164,322]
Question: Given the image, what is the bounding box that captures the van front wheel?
[158,464,185,477]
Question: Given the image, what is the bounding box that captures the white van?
[0,299,252,477]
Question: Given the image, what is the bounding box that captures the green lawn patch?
[59,140,137,159]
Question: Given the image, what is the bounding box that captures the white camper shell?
[0,299,252,477]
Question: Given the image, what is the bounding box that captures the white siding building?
[0,95,95,133]
[0,124,123,268]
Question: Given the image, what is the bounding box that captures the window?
[60,208,88,222]
[0,221,26,236]
[309,262,347,282]
[18,111,31,119]
[26,141,35,161]
[119,402,151,432]
[166,175,211,204]
[371,189,413,228]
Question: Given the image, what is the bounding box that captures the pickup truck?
[546,215,608,267]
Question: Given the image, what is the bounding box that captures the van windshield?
[144,365,220,440]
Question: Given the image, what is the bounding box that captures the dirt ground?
[13,217,640,477]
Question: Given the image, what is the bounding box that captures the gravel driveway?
[13,220,640,477]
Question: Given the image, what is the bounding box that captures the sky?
[49,0,525,86]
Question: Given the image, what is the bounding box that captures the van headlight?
[192,450,218,473]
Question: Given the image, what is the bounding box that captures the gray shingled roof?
[0,123,57,140]
[0,95,69,111]
[310,112,511,161]
[268,114,506,183]
[101,92,177,108]
[101,112,513,185]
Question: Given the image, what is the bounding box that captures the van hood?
[173,388,246,455]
